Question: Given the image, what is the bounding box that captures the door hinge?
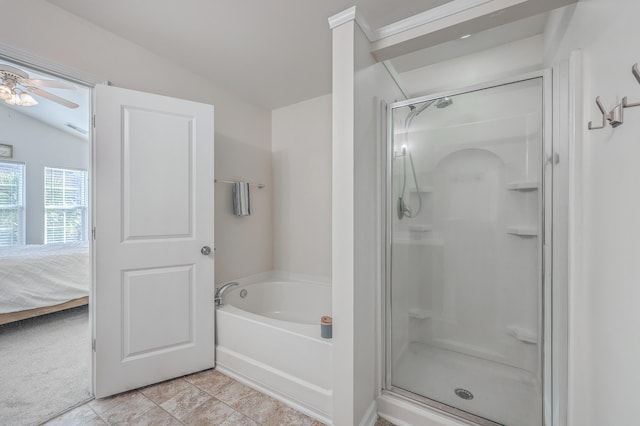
[92,227,96,240]
[92,339,96,352]
[92,115,96,128]
[546,152,560,165]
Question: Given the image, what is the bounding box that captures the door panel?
[123,107,193,239]
[94,84,214,398]
[122,265,194,358]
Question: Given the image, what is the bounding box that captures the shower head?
[408,96,453,121]
[402,96,454,139]
[436,97,453,109]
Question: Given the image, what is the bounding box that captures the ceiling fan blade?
[21,78,76,90]
[0,64,28,78]
[26,87,79,109]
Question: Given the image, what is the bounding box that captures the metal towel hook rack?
[588,96,611,130]
[589,63,640,130]
[622,63,640,108]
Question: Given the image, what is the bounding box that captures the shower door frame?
[381,69,556,426]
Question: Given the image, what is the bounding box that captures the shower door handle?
[201,246,212,255]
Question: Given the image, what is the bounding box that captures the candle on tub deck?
[321,316,332,339]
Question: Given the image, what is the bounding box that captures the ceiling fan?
[0,64,79,109]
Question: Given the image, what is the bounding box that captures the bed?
[0,242,89,325]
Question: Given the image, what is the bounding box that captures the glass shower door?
[387,77,545,426]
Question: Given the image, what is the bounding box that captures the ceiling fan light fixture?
[5,92,20,105]
[1,64,78,108]
[18,92,38,106]
[0,84,11,100]
[5,90,38,106]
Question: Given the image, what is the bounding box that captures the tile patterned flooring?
[44,369,322,426]
[45,369,395,425]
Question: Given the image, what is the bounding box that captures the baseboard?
[359,400,378,426]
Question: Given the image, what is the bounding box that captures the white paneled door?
[94,85,215,398]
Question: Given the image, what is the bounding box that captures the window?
[44,167,88,244]
[0,162,25,246]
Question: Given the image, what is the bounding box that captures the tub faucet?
[214,282,239,306]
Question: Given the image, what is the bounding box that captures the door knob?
[201,246,212,255]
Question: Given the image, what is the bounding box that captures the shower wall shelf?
[507,326,538,344]
[506,227,538,237]
[393,237,444,246]
[409,225,432,233]
[409,308,431,320]
[507,181,539,191]
[409,186,433,193]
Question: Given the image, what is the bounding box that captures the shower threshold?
[391,342,541,426]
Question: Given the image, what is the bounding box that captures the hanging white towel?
[233,181,251,216]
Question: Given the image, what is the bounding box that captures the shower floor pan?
[392,342,541,426]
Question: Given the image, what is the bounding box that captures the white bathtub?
[215,271,333,421]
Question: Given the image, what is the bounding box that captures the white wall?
[214,139,273,283]
[0,105,88,244]
[0,0,273,283]
[271,95,332,278]
[544,2,640,425]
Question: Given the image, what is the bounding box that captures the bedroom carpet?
[0,306,91,426]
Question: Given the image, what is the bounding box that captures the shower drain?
[454,388,474,400]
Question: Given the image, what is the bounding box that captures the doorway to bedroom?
[0,58,92,425]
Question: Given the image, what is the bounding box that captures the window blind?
[44,167,88,244]
[0,162,25,246]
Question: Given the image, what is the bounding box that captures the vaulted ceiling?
[42,1,561,111]
[45,0,460,109]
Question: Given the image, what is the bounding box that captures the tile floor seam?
[160,386,212,421]
[91,400,119,420]
[144,391,187,425]
[139,374,248,425]
[90,392,135,421]
[190,381,256,425]
[95,410,108,424]
[86,404,104,424]
[242,407,264,425]
[129,404,164,425]
[217,387,262,423]
[208,397,239,423]
[101,392,156,426]
[93,402,110,424]
[185,380,235,419]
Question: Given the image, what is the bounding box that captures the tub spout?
[215,282,239,306]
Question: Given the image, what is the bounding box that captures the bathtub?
[215,271,333,421]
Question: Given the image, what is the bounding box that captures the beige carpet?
[0,306,91,426]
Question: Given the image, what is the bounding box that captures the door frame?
[0,44,103,398]
[379,68,567,426]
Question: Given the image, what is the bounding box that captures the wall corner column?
[330,12,356,426]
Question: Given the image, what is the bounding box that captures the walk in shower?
[384,75,550,426]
